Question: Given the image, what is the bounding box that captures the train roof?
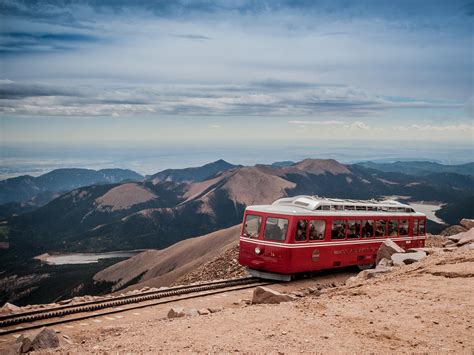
[246,195,426,217]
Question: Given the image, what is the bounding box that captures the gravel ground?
[25,248,473,354]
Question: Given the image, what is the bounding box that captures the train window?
[345,205,355,211]
[322,205,330,211]
[243,215,262,238]
[295,220,308,242]
[388,220,398,236]
[375,220,387,237]
[331,220,346,239]
[413,219,419,235]
[419,219,426,235]
[399,220,409,236]
[264,217,288,241]
[361,220,374,238]
[347,220,361,238]
[309,220,326,241]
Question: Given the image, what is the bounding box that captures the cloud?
[288,120,343,125]
[410,124,474,132]
[0,80,465,117]
[0,31,101,54]
[345,121,371,130]
[173,34,212,41]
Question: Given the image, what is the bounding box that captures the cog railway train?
[238,196,427,281]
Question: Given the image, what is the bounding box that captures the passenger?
[295,220,307,241]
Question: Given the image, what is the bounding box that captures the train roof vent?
[294,200,310,207]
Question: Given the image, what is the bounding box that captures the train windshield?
[264,217,288,241]
[243,214,262,238]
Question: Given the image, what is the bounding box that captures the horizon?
[1,140,473,180]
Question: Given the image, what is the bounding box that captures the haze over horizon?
[0,0,473,148]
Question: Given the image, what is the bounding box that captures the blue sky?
[0,0,473,144]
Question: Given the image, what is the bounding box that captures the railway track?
[0,277,269,336]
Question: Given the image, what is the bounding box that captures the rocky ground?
[1,222,473,353]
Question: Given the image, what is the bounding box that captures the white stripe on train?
[239,236,426,249]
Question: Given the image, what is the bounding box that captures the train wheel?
[357,263,374,271]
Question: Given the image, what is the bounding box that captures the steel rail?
[0,277,262,330]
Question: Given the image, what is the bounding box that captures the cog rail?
[0,277,264,334]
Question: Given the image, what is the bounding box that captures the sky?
[0,0,473,146]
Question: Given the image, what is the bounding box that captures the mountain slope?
[93,224,241,292]
[0,168,144,206]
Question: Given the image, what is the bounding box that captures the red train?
[238,196,427,281]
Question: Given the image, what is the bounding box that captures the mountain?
[357,161,474,176]
[0,168,144,206]
[4,157,472,260]
[146,159,240,183]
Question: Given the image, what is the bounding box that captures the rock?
[376,258,393,268]
[376,239,405,265]
[458,243,474,251]
[198,308,210,315]
[345,267,393,285]
[18,327,60,352]
[456,229,474,246]
[252,286,296,304]
[391,250,427,266]
[440,225,467,236]
[443,240,457,247]
[460,218,474,230]
[58,299,71,305]
[167,307,186,318]
[184,308,199,317]
[407,247,437,255]
[208,306,223,313]
[0,302,20,314]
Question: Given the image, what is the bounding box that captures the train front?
[238,206,293,281]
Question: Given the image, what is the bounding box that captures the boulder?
[198,308,210,315]
[167,307,186,319]
[345,267,392,285]
[456,229,474,246]
[391,250,427,266]
[0,302,20,315]
[460,218,474,230]
[443,240,457,247]
[376,239,405,265]
[252,286,296,304]
[376,258,393,268]
[17,327,60,352]
[440,225,467,236]
[408,247,437,255]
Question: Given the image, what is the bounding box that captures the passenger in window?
[309,220,325,240]
[295,220,307,241]
[362,221,374,238]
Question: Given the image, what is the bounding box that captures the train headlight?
[255,247,262,255]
